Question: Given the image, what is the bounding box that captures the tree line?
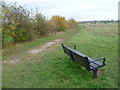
[1,2,79,47]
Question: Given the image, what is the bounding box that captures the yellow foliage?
[9,25,16,30]
[51,15,68,31]
[68,18,79,29]
[12,32,16,37]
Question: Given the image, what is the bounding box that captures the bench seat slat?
[90,61,104,70]
[88,57,104,70]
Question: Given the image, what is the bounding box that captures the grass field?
[2,23,118,88]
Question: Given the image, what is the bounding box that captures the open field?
[2,23,118,88]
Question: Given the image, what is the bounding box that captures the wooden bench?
[61,43,106,78]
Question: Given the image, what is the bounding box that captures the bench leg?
[93,69,98,78]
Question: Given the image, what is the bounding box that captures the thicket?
[1,2,79,47]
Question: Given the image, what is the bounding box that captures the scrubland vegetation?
[1,2,78,47]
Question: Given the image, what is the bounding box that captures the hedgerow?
[1,2,79,46]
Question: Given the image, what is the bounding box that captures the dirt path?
[3,39,63,63]
[28,39,62,54]
[3,58,20,63]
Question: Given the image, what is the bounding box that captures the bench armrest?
[68,45,76,50]
[94,57,105,65]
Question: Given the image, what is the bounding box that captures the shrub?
[68,18,79,29]
[34,13,48,38]
[12,28,31,42]
[50,15,68,31]
[48,20,58,33]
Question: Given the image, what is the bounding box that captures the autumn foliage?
[48,15,79,33]
[50,15,68,31]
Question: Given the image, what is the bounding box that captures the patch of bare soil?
[3,58,20,63]
[97,69,104,76]
[28,39,63,54]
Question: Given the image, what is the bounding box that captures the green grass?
[3,23,118,88]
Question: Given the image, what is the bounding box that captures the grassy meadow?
[2,23,118,88]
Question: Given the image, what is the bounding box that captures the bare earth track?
[28,39,62,54]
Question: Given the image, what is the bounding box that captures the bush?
[34,13,48,38]
[50,15,68,31]
[68,18,79,29]
[48,20,58,33]
[13,28,31,42]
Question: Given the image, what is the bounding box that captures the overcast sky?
[5,0,119,21]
